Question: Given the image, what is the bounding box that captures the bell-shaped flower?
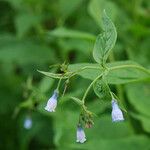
[76,125,86,143]
[111,99,124,122]
[45,90,58,112]
[24,116,32,129]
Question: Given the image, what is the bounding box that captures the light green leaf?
[93,10,117,64]
[15,13,43,37]
[70,136,150,150]
[68,61,150,84]
[68,63,102,80]
[0,34,56,65]
[39,61,150,84]
[58,38,93,56]
[59,0,83,21]
[88,0,118,27]
[126,82,150,117]
[87,99,110,114]
[37,70,68,79]
[93,78,112,101]
[48,27,96,41]
[38,76,55,93]
[54,112,150,150]
[127,38,150,68]
[106,61,150,84]
[131,113,150,133]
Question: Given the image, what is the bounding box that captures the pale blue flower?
[45,90,58,112]
[24,116,32,129]
[76,125,86,143]
[111,99,124,122]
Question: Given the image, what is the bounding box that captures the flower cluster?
[44,90,124,143]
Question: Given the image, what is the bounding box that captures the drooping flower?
[85,121,93,128]
[111,99,124,122]
[76,125,86,143]
[45,90,58,112]
[24,116,32,129]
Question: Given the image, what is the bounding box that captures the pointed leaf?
[93,10,117,64]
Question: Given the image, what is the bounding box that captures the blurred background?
[0,0,150,149]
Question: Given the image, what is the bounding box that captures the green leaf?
[68,63,102,80]
[38,76,55,93]
[57,38,93,56]
[131,113,150,133]
[37,70,68,79]
[48,27,96,41]
[39,61,150,84]
[70,135,150,150]
[88,0,118,27]
[0,34,56,65]
[106,61,150,84]
[126,82,150,117]
[68,61,150,84]
[126,38,150,68]
[93,10,117,64]
[15,12,43,37]
[54,111,150,150]
[59,0,83,21]
[93,78,112,101]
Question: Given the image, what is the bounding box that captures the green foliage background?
[0,0,150,150]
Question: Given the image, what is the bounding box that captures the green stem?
[56,77,63,91]
[82,73,103,103]
[110,91,115,99]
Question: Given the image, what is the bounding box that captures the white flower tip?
[76,138,86,143]
[112,116,124,122]
[112,108,124,122]
[44,106,55,112]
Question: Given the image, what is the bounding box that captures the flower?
[45,90,58,112]
[111,99,124,122]
[24,116,32,129]
[76,125,86,143]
